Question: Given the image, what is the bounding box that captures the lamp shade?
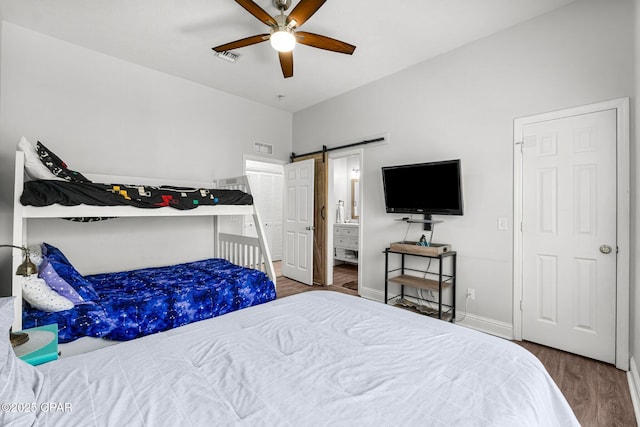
[11,331,29,347]
[16,252,37,276]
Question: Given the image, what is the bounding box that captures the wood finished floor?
[518,341,636,427]
[275,262,358,298]
[274,262,637,426]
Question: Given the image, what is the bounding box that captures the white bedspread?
[35,291,578,426]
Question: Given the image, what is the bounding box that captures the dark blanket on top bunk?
[23,258,276,342]
[21,180,253,210]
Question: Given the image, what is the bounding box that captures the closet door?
[520,109,617,364]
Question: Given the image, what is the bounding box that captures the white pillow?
[28,244,45,269]
[17,136,62,181]
[22,276,74,312]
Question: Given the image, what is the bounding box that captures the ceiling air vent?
[214,51,240,63]
[254,142,273,155]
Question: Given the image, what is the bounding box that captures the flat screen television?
[382,159,464,215]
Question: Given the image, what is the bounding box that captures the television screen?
[382,159,464,215]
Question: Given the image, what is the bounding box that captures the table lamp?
[1,244,37,346]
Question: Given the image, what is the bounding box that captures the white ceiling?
[0,0,576,112]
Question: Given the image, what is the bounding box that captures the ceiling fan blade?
[235,0,277,27]
[212,34,269,52]
[295,32,356,55]
[279,51,294,78]
[287,0,326,28]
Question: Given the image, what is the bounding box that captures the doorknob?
[305,226,315,231]
[599,245,613,254]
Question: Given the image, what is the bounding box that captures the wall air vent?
[214,51,240,63]
[254,142,273,155]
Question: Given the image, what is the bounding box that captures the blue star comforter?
[23,258,276,343]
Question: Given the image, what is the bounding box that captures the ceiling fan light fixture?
[270,28,296,52]
[213,0,355,78]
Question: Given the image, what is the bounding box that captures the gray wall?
[293,0,634,331]
[0,23,292,291]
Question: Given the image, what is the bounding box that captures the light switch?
[497,217,508,231]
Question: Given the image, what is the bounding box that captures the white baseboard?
[456,313,513,340]
[358,286,384,302]
[628,357,640,424]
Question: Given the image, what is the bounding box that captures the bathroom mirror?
[351,179,359,219]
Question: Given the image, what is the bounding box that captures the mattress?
[21,180,253,210]
[33,291,578,426]
[24,258,275,342]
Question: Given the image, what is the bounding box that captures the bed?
[22,242,275,343]
[0,292,579,426]
[10,142,276,335]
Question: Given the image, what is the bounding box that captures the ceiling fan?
[212,0,356,78]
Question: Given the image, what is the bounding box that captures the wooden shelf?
[388,274,452,292]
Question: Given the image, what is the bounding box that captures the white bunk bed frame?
[11,151,276,331]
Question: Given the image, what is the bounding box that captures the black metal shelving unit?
[384,248,457,322]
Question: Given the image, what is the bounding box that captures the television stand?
[383,247,456,322]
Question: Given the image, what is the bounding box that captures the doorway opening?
[244,157,285,262]
[328,150,362,293]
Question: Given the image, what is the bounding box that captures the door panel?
[282,159,314,285]
[521,109,616,364]
[298,233,309,269]
[293,154,328,286]
[297,186,310,221]
[536,254,557,323]
[312,156,328,285]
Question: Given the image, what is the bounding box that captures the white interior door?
[521,109,617,364]
[282,159,314,285]
[245,171,283,261]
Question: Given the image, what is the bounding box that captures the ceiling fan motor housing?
[273,0,291,12]
[273,14,290,31]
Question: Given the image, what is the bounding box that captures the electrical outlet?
[466,288,475,300]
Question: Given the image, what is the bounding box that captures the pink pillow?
[38,259,84,304]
